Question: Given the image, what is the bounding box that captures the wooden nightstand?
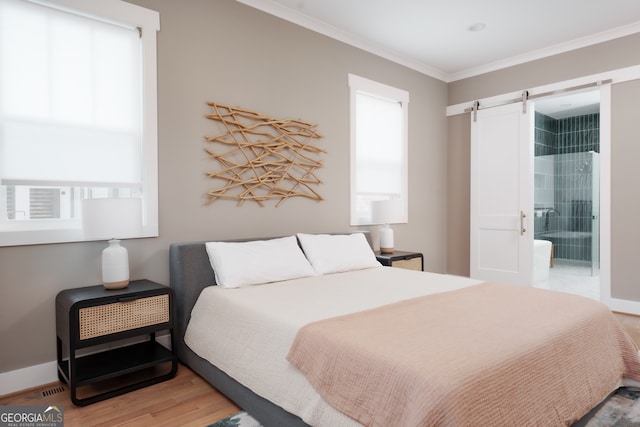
[56,280,178,406]
[376,251,424,271]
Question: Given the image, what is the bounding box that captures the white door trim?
[446,64,640,117]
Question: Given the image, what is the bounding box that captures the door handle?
[520,211,527,235]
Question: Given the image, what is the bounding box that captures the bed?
[169,232,640,426]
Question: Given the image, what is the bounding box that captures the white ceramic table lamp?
[82,198,142,289]
[371,199,403,254]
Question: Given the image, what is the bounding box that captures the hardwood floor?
[0,364,240,427]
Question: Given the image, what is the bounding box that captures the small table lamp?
[82,198,142,289]
[371,199,403,254]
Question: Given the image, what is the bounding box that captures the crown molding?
[235,0,449,82]
[236,0,640,83]
[449,21,640,82]
[446,64,640,116]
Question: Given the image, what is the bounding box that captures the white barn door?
[470,102,534,285]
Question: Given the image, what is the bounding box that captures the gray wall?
[446,33,640,303]
[446,114,470,274]
[0,0,448,373]
[611,79,640,301]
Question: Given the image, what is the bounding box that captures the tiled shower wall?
[534,112,600,156]
[534,111,599,261]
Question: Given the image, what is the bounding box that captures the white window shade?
[0,0,159,247]
[355,93,403,195]
[0,0,142,187]
[349,74,409,226]
[1,122,141,186]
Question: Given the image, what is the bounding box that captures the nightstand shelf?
[58,341,174,386]
[376,251,424,271]
[56,280,178,406]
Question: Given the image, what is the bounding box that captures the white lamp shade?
[82,198,142,289]
[371,199,403,225]
[82,198,142,240]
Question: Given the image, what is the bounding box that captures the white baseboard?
[0,335,172,397]
[0,360,59,397]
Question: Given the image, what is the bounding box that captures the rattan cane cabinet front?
[375,251,424,271]
[56,280,178,406]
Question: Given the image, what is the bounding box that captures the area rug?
[207,387,640,427]
[208,411,262,427]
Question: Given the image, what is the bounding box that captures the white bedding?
[184,266,482,427]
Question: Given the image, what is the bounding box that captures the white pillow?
[205,236,315,288]
[297,233,381,275]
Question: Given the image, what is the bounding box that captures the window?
[0,0,159,246]
[349,74,409,225]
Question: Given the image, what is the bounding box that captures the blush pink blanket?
[287,282,640,426]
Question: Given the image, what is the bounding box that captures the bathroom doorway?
[533,89,600,300]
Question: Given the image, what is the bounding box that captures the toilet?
[533,240,552,284]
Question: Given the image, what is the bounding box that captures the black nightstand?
[376,251,424,271]
[56,279,178,406]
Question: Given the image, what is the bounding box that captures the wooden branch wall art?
[204,101,325,207]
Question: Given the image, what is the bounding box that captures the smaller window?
[349,74,409,226]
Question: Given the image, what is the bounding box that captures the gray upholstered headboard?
[169,240,213,360]
[168,232,373,361]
